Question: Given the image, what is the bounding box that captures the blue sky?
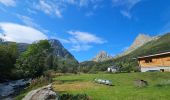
[0,0,170,61]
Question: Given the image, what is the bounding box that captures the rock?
[134,80,148,87]
[92,51,113,62]
[22,84,58,100]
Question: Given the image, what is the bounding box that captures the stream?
[0,79,31,100]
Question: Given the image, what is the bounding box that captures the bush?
[15,76,50,100]
[59,93,89,100]
[43,70,56,82]
[29,76,50,88]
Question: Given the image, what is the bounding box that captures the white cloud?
[27,8,37,14]
[31,0,103,18]
[16,14,49,34]
[112,0,141,9]
[112,0,141,19]
[68,30,106,44]
[120,10,131,19]
[17,15,39,28]
[37,0,52,14]
[55,9,62,18]
[0,22,47,43]
[79,0,88,7]
[57,38,70,43]
[58,30,106,52]
[66,0,77,5]
[0,0,16,7]
[71,44,92,52]
[35,0,62,18]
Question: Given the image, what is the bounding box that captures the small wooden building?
[138,52,170,72]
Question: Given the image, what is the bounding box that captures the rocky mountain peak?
[48,39,77,61]
[48,39,63,48]
[118,33,154,57]
[92,51,113,62]
[130,34,153,49]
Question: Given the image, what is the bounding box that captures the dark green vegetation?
[53,72,170,100]
[0,42,19,80]
[79,60,115,73]
[80,33,170,73]
[15,40,52,78]
[59,94,89,100]
[0,39,78,81]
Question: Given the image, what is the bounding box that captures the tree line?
[0,40,78,81]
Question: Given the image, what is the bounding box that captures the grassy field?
[52,72,170,100]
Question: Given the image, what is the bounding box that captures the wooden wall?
[139,56,170,67]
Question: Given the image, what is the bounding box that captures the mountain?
[118,34,155,57]
[48,39,77,62]
[112,33,170,72]
[0,39,78,62]
[92,51,113,62]
[126,33,170,57]
[17,43,29,52]
[79,33,170,73]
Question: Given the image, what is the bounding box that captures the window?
[145,59,152,63]
[160,69,164,72]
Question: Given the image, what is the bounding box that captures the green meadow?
[52,72,170,100]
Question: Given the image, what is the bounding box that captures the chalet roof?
[138,52,170,59]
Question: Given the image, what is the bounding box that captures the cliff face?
[48,39,77,62]
[92,51,113,62]
[118,34,155,57]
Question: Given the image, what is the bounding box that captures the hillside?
[125,33,170,58]
[113,33,170,71]
[80,33,170,73]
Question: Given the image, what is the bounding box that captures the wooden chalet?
[137,52,170,72]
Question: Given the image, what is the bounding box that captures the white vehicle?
[97,79,103,84]
[94,79,112,86]
[105,80,112,86]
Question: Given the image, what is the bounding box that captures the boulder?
[134,80,148,87]
[22,84,58,100]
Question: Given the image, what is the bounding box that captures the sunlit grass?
[52,72,170,100]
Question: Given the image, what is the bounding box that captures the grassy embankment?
[52,72,170,100]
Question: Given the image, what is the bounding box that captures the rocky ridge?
[117,34,157,57]
[92,51,113,62]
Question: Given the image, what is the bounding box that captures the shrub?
[29,76,50,88]
[59,93,89,100]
